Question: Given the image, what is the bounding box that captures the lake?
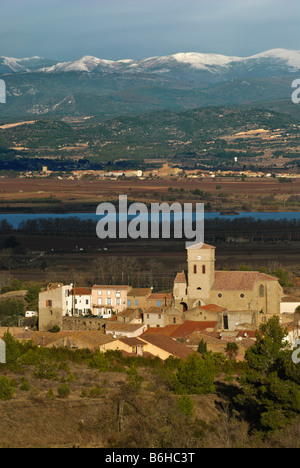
[0,211,300,229]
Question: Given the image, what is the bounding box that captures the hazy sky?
[1,0,299,60]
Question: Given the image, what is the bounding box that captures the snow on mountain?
[42,55,116,73]
[249,48,300,69]
[1,49,300,75]
[0,56,57,73]
[171,52,242,70]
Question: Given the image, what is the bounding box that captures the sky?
[1,0,299,61]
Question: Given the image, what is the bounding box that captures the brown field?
[0,177,299,211]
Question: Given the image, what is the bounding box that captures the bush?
[172,352,216,395]
[57,384,70,398]
[0,376,14,400]
[20,378,30,391]
[177,394,195,418]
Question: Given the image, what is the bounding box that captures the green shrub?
[20,378,30,391]
[88,385,103,397]
[0,376,14,400]
[177,394,195,418]
[172,352,216,395]
[57,384,70,398]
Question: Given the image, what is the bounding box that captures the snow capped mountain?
[1,49,299,76]
[249,48,300,69]
[41,55,116,73]
[0,56,57,74]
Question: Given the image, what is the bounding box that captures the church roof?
[212,271,278,291]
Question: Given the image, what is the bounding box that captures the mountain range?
[0,49,299,119]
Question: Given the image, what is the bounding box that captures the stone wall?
[62,316,107,331]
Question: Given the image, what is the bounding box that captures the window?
[116,291,121,298]
[194,265,197,274]
[135,300,139,306]
[116,298,121,305]
[158,314,161,319]
[128,300,131,307]
[107,298,112,305]
[107,291,111,296]
[259,284,265,297]
[86,299,89,305]
[173,318,176,324]
[240,293,245,299]
[202,265,206,274]
[147,314,150,319]
[98,298,102,305]
[98,290,102,295]
[46,300,52,307]
[157,300,162,307]
[218,293,222,298]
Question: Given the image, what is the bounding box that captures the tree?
[173,352,216,395]
[197,339,207,355]
[235,316,300,433]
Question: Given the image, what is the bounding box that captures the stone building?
[173,242,283,330]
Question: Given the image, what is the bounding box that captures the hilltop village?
[4,241,294,362]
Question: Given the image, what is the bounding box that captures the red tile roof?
[142,324,181,336]
[70,287,91,296]
[169,321,218,338]
[174,271,187,283]
[148,293,173,300]
[141,335,194,359]
[187,243,216,250]
[92,285,130,290]
[212,271,278,291]
[198,304,226,313]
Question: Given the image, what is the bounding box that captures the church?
[173,242,283,330]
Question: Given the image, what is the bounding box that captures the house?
[140,335,194,360]
[66,287,92,316]
[115,308,142,324]
[145,292,173,308]
[127,288,152,310]
[183,304,226,323]
[143,306,170,328]
[111,337,147,356]
[91,285,131,318]
[39,283,72,331]
[173,243,283,330]
[104,322,147,338]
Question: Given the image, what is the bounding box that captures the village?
[2,241,299,363]
[13,163,300,181]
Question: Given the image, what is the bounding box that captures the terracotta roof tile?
[141,335,194,359]
[169,321,218,338]
[212,271,278,291]
[70,287,91,296]
[174,271,187,283]
[198,304,226,313]
[128,288,152,297]
[142,324,181,336]
[187,243,216,250]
